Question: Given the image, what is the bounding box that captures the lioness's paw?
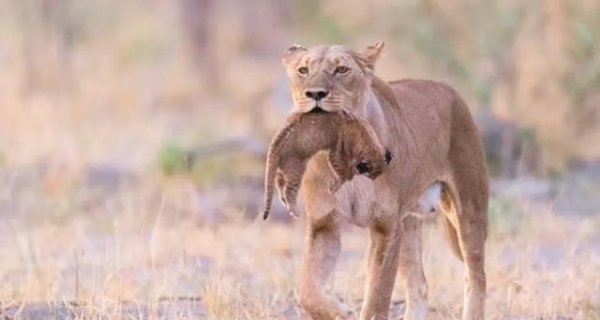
[333,301,354,320]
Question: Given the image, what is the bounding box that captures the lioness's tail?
[438,184,464,261]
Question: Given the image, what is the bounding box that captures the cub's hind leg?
[275,170,286,205]
[281,159,305,218]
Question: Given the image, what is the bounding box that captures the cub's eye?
[298,67,309,75]
[335,66,349,74]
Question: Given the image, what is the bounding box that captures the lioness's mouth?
[308,106,326,113]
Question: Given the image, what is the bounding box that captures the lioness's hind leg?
[450,184,488,320]
[456,206,486,320]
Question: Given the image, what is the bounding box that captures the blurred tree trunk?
[43,0,74,73]
[18,0,43,95]
[236,0,291,135]
[18,0,74,96]
[180,0,218,91]
[239,0,290,57]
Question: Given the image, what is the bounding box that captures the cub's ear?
[282,44,307,67]
[359,41,384,70]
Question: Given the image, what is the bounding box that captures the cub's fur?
[262,110,390,220]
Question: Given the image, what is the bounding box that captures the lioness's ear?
[282,44,307,67]
[359,41,384,70]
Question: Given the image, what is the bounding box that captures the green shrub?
[158,142,188,175]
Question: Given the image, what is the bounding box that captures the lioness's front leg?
[300,212,351,319]
[360,219,402,320]
[398,215,428,320]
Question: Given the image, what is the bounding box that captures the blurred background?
[1,0,599,220]
[0,0,599,318]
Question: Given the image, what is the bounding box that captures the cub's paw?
[328,180,343,194]
[287,205,300,219]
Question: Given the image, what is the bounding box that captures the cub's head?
[354,129,392,180]
[282,42,384,113]
[342,114,392,179]
[355,147,392,180]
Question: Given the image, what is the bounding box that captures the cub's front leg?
[326,147,352,193]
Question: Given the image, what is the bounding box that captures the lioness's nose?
[305,89,329,101]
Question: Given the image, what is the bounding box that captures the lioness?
[281,42,488,320]
[262,110,392,220]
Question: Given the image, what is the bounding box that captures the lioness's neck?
[360,85,390,146]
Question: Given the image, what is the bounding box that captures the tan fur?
[262,111,389,220]
[281,42,489,320]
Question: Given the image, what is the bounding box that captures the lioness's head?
[282,42,384,113]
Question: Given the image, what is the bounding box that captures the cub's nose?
[305,89,329,101]
[385,149,393,165]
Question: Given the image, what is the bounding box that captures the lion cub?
[262,110,392,220]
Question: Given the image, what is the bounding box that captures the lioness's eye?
[335,66,349,74]
[298,67,309,75]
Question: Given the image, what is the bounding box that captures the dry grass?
[0,182,598,319]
